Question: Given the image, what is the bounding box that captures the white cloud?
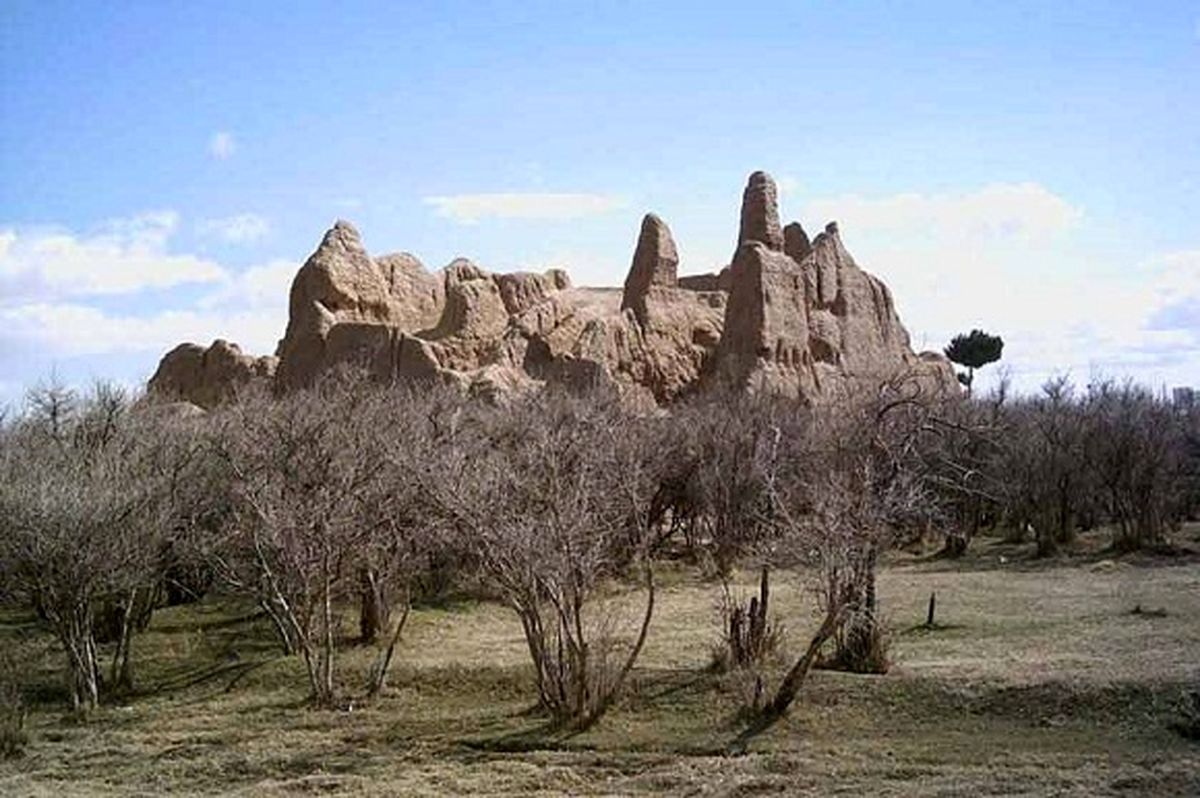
[0,207,298,399]
[802,184,1196,392]
[197,213,271,244]
[776,175,801,197]
[0,229,15,261]
[200,258,297,310]
[0,212,227,299]
[0,243,297,365]
[209,131,236,160]
[0,302,285,359]
[1144,250,1200,330]
[803,182,1083,243]
[423,192,626,224]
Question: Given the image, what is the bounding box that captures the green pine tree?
[944,330,1003,396]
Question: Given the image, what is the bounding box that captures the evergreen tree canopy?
[944,330,1003,394]
[945,330,1004,371]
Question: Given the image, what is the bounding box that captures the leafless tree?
[656,391,797,692]
[989,376,1091,556]
[205,373,397,707]
[664,391,782,575]
[1081,379,1189,551]
[424,390,663,729]
[1182,404,1200,521]
[203,371,446,706]
[360,382,453,697]
[983,377,1192,555]
[927,377,1010,556]
[0,383,187,713]
[732,374,948,737]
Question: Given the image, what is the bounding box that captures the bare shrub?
[1082,380,1189,551]
[0,381,191,713]
[1183,405,1200,521]
[662,391,780,575]
[713,567,783,714]
[976,377,1193,556]
[663,391,791,690]
[926,377,1010,556]
[736,374,949,734]
[205,372,444,706]
[427,389,663,729]
[994,376,1091,557]
[820,601,891,674]
[362,383,451,697]
[719,568,781,673]
[206,374,393,707]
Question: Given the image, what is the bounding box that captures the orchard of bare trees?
[0,369,1197,748]
[943,376,1200,558]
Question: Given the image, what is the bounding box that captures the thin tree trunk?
[319,555,335,707]
[762,604,845,722]
[367,586,411,698]
[61,604,100,715]
[297,638,322,704]
[577,562,656,730]
[110,589,136,692]
[517,603,551,708]
[258,598,296,655]
[359,566,389,644]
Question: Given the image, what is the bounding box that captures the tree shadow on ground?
[903,532,1200,575]
[151,609,269,635]
[456,667,724,755]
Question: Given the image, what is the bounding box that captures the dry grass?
[1,526,1199,796]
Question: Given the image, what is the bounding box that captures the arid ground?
[2,527,1198,797]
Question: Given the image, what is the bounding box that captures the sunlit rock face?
[148,339,276,409]
[150,172,956,408]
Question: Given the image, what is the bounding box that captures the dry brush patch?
[1,375,1198,795]
[1,545,1198,796]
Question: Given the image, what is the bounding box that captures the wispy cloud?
[197,213,270,244]
[803,182,1083,242]
[0,302,285,358]
[0,254,296,385]
[423,192,626,224]
[0,211,226,299]
[208,131,236,160]
[799,183,1198,392]
[0,207,297,398]
[199,258,297,310]
[1143,250,1200,335]
[776,175,801,197]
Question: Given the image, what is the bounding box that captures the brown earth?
[149,172,957,408]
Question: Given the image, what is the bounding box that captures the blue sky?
[2,1,1198,404]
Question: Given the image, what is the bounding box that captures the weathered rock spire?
[150,170,959,410]
[784,221,812,263]
[621,213,679,322]
[736,170,784,253]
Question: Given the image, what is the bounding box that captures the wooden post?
[925,592,936,628]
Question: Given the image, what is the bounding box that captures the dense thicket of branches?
[948,377,1198,556]
[0,382,207,712]
[418,391,666,727]
[0,368,1195,731]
